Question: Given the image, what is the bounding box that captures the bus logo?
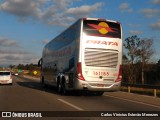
[86,40,118,46]
[88,22,115,35]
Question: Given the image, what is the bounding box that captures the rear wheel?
[57,82,62,93]
[41,76,46,88]
[92,91,104,96]
[61,81,68,95]
[96,91,104,96]
[57,79,68,95]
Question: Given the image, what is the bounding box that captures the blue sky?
[0,0,160,66]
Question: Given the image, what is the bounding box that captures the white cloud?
[119,3,133,13]
[0,0,42,18]
[0,49,40,66]
[0,38,19,47]
[0,0,103,26]
[0,37,39,66]
[140,8,160,18]
[65,2,103,17]
[42,39,49,44]
[0,48,39,66]
[129,30,143,35]
[152,0,160,4]
[150,20,160,30]
[53,0,75,10]
[128,23,141,27]
[43,2,103,26]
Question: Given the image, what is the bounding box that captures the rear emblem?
[99,76,103,79]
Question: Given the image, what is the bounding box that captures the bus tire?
[57,82,62,93]
[61,81,68,95]
[96,91,104,96]
[41,76,46,88]
[92,91,104,96]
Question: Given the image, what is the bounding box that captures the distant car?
[14,73,18,76]
[0,71,12,85]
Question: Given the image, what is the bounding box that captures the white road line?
[58,99,84,111]
[104,94,160,109]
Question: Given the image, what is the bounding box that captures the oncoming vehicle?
[0,71,12,85]
[38,18,122,95]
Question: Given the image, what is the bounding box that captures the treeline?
[122,35,160,85]
[123,61,160,85]
[10,64,40,71]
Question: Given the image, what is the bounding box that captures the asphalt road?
[0,76,160,120]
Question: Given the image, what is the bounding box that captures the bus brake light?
[115,65,122,82]
[77,62,85,81]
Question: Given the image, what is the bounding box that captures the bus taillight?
[115,65,122,82]
[77,62,85,81]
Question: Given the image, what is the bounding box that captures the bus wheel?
[96,91,104,96]
[41,76,46,88]
[57,82,62,93]
[61,81,68,95]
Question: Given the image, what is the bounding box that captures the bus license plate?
[97,84,104,87]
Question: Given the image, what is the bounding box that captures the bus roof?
[82,18,120,24]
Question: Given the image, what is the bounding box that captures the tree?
[123,35,141,83]
[9,65,15,69]
[123,36,154,84]
[17,64,25,69]
[122,54,128,64]
[123,35,141,64]
[138,38,154,63]
[138,38,154,84]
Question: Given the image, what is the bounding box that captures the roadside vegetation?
[122,35,160,97]
[122,35,160,85]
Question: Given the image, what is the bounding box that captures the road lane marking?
[58,99,84,111]
[104,94,160,109]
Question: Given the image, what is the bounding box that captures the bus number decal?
[93,71,109,76]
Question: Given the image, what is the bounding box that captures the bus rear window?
[83,20,121,38]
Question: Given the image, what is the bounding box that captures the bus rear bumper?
[73,79,121,92]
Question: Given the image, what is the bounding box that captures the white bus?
[39,18,122,95]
